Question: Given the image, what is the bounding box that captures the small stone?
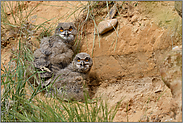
[154,90,162,93]
[98,19,118,35]
[172,45,182,51]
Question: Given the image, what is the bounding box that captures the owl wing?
[33,36,53,68]
[62,75,88,101]
[49,43,74,66]
[48,69,88,101]
[33,48,52,79]
[40,37,52,55]
[33,49,50,68]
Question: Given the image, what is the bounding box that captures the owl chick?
[33,22,77,85]
[46,52,93,102]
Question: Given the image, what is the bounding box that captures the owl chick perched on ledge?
[45,52,93,102]
[33,22,77,86]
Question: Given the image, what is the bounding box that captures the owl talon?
[40,66,51,72]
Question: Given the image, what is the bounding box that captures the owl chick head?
[73,52,93,73]
[55,22,77,45]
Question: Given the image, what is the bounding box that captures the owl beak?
[80,61,85,68]
[64,30,69,37]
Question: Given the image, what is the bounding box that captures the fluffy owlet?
[33,22,77,86]
[46,52,93,102]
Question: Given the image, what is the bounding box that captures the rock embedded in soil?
[98,19,118,35]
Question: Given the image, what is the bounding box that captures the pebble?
[98,19,118,35]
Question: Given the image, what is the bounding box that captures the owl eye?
[76,57,80,62]
[85,57,90,62]
[69,27,73,31]
[60,28,64,32]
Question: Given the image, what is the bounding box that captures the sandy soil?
[1,1,182,122]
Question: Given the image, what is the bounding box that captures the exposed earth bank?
[1,1,182,122]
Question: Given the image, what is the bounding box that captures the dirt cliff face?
[77,1,182,122]
[1,1,182,122]
[81,1,181,81]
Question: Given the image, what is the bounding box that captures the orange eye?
[85,59,89,62]
[77,59,80,62]
[69,28,72,31]
[60,29,64,32]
